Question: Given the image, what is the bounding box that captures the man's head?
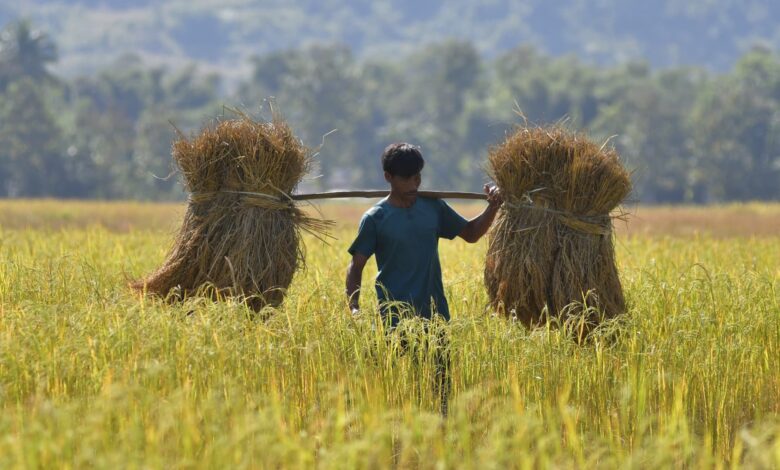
[382,142,424,178]
[382,143,424,204]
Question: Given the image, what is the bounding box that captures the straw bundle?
[485,125,631,330]
[132,113,327,311]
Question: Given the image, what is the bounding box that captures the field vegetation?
[0,200,779,468]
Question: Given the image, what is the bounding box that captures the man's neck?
[387,190,414,208]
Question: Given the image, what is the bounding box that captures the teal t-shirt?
[348,196,468,322]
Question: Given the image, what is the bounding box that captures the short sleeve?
[437,200,468,240]
[348,212,377,257]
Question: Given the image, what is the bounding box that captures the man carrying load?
[345,142,502,414]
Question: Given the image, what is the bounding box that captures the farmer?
[345,142,502,414]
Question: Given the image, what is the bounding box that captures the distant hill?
[3,0,780,79]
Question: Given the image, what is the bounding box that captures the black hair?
[381,143,424,177]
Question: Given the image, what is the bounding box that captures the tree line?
[1,20,778,202]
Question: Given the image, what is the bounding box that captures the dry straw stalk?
[485,125,631,331]
[132,112,328,311]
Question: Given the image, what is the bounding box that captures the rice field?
[0,200,779,468]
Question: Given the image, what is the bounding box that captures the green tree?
[378,41,484,190]
[690,49,780,201]
[238,51,298,106]
[0,79,66,196]
[64,54,221,198]
[131,106,181,199]
[239,45,371,189]
[589,65,706,202]
[0,20,58,91]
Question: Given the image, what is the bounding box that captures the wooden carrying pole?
[291,190,487,201]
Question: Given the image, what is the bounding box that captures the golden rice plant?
[485,125,631,331]
[132,112,328,311]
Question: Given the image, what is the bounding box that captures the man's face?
[385,171,421,204]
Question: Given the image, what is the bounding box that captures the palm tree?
[0,20,58,90]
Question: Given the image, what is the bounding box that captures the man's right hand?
[346,253,369,316]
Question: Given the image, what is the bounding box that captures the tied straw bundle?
[134,110,632,327]
[485,125,631,331]
[132,112,329,311]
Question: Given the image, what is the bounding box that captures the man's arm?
[458,184,503,243]
[346,253,369,313]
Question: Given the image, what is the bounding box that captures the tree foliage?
[0,20,778,202]
[9,0,780,76]
[0,19,57,91]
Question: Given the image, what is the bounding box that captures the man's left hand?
[484,183,503,209]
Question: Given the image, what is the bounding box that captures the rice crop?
[0,201,778,468]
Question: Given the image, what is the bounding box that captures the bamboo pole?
[291,190,487,201]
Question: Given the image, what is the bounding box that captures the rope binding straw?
[503,192,615,236]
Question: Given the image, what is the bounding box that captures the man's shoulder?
[363,199,390,222]
[418,196,447,212]
[419,196,466,230]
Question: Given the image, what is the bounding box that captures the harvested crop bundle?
[484,125,631,331]
[132,113,327,311]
